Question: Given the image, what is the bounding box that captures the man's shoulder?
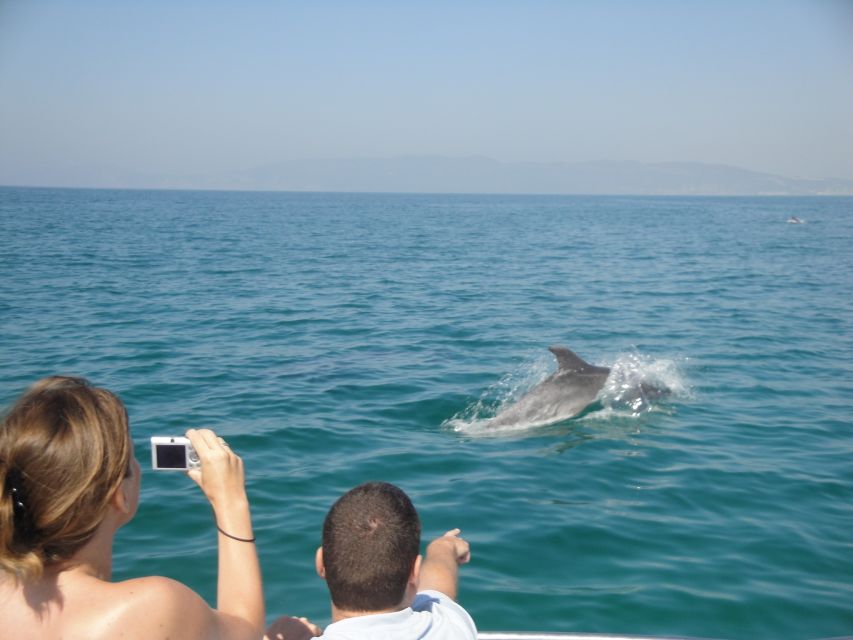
[412,589,466,610]
[412,590,477,639]
[319,594,477,640]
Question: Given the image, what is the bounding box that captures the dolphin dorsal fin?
[548,346,607,374]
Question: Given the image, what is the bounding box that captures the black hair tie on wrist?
[216,523,256,543]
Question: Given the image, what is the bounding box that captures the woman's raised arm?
[185,428,265,639]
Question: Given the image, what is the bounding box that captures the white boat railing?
[478,633,853,640]
[478,634,717,640]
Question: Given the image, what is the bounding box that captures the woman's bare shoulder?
[0,574,215,640]
[90,576,219,640]
[112,574,207,601]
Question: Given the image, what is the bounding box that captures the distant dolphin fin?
[548,346,610,375]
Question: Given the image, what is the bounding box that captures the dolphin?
[485,346,670,429]
[484,346,610,429]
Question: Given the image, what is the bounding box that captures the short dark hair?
[322,482,421,612]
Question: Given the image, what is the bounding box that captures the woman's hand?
[185,428,247,511]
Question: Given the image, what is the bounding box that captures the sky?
[1,0,852,188]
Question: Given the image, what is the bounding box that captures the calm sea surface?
[1,187,852,639]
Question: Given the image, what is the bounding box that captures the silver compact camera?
[150,436,200,471]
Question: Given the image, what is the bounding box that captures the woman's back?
[0,566,220,640]
[0,570,128,640]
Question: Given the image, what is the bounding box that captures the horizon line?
[3,183,853,198]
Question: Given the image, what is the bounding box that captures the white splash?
[598,351,688,416]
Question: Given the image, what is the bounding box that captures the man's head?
[318,482,421,613]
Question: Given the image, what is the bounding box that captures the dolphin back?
[548,346,610,375]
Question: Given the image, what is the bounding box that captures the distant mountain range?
[7,157,853,195]
[165,156,853,196]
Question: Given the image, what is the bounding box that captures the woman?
[0,376,264,640]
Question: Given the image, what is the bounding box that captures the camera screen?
[154,444,187,469]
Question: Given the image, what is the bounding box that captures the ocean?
[1,187,851,639]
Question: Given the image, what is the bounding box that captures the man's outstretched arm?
[418,528,471,601]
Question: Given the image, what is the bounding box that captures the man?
[265,482,476,640]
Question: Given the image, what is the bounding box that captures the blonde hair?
[0,376,132,581]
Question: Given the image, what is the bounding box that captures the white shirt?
[319,590,477,640]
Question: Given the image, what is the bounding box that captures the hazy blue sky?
[1,0,852,187]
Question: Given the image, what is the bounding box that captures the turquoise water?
[1,187,852,639]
